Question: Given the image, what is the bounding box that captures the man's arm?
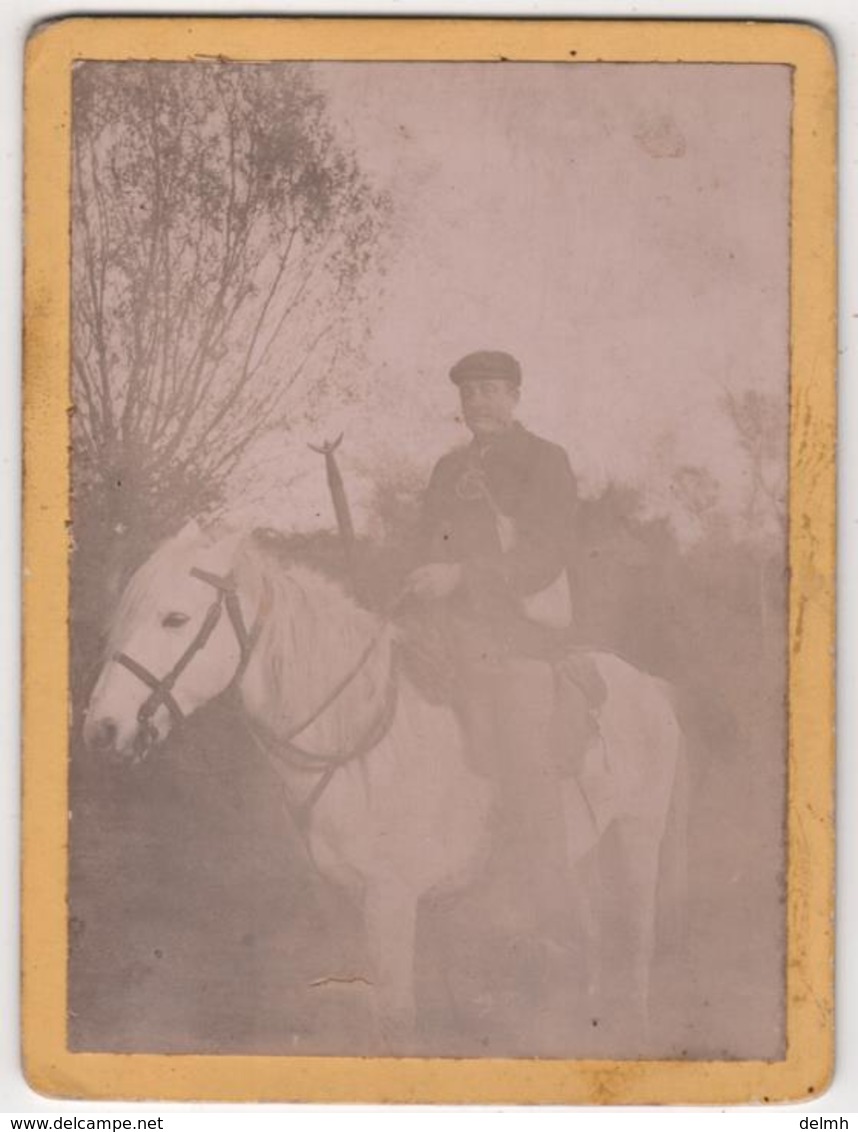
[462,444,577,600]
[406,455,465,599]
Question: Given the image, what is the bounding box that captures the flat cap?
[449,350,522,387]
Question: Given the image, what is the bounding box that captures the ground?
[68,687,785,1060]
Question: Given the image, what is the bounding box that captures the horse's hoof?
[377,1009,417,1054]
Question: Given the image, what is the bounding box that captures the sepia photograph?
[21,17,836,1105]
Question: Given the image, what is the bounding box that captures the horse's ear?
[200,527,245,572]
[175,519,202,545]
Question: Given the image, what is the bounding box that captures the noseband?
[114,567,263,747]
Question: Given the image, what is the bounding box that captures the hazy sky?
[231,62,791,543]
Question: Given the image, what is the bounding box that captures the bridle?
[112,564,400,823]
[114,566,263,756]
[250,637,399,830]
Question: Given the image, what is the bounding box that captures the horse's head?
[84,520,258,760]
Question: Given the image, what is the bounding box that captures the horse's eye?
[162,611,190,629]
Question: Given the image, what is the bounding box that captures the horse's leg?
[363,877,419,1052]
[560,771,603,1007]
[659,742,689,960]
[573,847,603,1007]
[614,817,663,1042]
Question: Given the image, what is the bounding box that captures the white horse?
[84,520,685,1046]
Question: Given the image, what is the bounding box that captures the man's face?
[459,379,519,437]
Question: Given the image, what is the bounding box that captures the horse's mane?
[234,537,392,748]
[104,524,393,750]
[248,528,350,582]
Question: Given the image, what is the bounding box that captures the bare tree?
[671,464,727,543]
[720,388,786,540]
[71,62,390,606]
[720,387,787,630]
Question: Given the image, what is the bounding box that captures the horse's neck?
[238,557,393,757]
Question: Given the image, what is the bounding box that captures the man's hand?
[406,563,463,600]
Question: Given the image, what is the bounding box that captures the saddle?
[396,607,607,778]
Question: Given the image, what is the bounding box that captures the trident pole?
[308,433,357,588]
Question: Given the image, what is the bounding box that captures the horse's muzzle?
[86,715,119,752]
[84,712,160,763]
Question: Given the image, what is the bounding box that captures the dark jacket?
[419,422,578,657]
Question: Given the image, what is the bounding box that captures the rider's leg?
[494,656,573,941]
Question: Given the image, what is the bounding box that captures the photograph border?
[22,15,836,1104]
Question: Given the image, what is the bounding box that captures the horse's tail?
[657,700,689,957]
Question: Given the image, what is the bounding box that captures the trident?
[308,433,357,587]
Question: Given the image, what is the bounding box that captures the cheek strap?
[114,591,226,727]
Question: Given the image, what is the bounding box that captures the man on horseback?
[406,350,600,939]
